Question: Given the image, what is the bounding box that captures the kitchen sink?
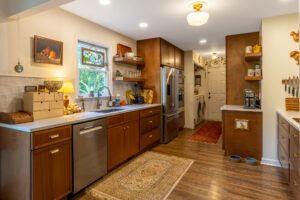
[293,118,300,123]
[94,108,124,113]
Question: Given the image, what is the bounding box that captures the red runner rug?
[191,121,222,144]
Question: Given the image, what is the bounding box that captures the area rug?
[78,151,194,200]
[191,121,222,144]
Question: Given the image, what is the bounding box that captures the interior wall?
[0,8,137,103]
[261,13,299,163]
[184,51,194,129]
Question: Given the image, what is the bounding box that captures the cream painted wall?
[184,51,194,129]
[261,13,299,163]
[0,8,136,99]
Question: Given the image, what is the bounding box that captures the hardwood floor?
[152,128,294,200]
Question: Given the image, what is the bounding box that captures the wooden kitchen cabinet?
[160,39,175,67]
[33,141,72,200]
[107,112,140,170]
[175,47,184,70]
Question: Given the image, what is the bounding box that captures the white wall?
[0,8,136,100]
[261,13,299,163]
[184,51,194,129]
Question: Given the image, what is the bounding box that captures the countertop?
[221,105,262,112]
[0,104,161,133]
[277,110,300,132]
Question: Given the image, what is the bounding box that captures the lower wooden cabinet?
[108,119,140,170]
[33,141,72,200]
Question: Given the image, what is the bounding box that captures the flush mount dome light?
[187,1,209,26]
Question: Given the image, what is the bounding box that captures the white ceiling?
[61,0,298,56]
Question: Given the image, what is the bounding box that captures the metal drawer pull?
[49,134,59,139]
[50,149,60,154]
[149,134,153,138]
[294,153,299,158]
[149,111,153,113]
[293,134,299,138]
[80,126,103,135]
[149,121,153,123]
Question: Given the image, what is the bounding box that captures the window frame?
[76,40,110,98]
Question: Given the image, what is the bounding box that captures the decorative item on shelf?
[252,44,262,54]
[24,86,37,92]
[247,69,255,77]
[116,43,132,57]
[38,85,46,92]
[14,60,24,73]
[245,46,253,54]
[0,112,33,124]
[44,80,63,92]
[290,31,299,42]
[254,64,261,77]
[34,35,63,65]
[289,30,299,66]
[58,81,75,110]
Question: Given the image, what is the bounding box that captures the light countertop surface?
[0,104,161,133]
[221,105,262,112]
[277,110,300,132]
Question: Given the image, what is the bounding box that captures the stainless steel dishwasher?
[73,119,107,193]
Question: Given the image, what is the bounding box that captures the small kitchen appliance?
[244,89,256,109]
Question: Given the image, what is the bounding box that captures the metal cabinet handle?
[149,134,153,138]
[80,126,103,135]
[293,180,298,186]
[149,110,153,113]
[50,149,59,154]
[293,134,299,138]
[49,134,59,139]
[149,121,153,124]
[127,126,130,129]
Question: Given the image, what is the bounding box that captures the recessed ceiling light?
[199,39,207,44]
[139,22,148,28]
[99,0,111,5]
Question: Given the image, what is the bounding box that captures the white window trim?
[76,39,112,98]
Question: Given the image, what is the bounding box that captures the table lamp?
[58,81,75,109]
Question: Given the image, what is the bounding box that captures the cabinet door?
[33,141,72,200]
[175,47,182,69]
[161,39,169,66]
[168,43,175,67]
[108,125,126,170]
[124,121,140,158]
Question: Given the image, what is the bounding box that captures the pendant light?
[14,17,24,73]
[187,1,209,26]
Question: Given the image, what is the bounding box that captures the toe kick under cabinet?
[278,115,300,199]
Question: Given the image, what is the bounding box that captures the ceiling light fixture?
[99,0,111,5]
[212,52,217,60]
[187,1,209,26]
[199,39,207,44]
[139,22,148,28]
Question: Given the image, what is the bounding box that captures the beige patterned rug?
[77,151,194,200]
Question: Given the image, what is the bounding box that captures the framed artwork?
[235,119,249,131]
[34,35,63,65]
[81,48,105,67]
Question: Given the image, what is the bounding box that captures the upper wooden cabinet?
[161,39,169,66]
[175,47,184,70]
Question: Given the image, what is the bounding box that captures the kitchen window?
[77,40,108,97]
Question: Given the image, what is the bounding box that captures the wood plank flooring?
[152,128,294,200]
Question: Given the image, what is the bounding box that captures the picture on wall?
[34,35,63,65]
[81,48,105,67]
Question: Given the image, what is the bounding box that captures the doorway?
[207,62,226,121]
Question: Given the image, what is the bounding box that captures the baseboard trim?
[261,158,281,167]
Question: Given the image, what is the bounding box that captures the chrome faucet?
[98,86,113,108]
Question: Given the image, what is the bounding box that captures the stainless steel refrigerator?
[161,66,184,143]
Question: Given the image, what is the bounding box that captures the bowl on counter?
[44,81,63,92]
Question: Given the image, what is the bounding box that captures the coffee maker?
[244,89,256,109]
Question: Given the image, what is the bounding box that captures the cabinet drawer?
[140,114,160,134]
[50,100,64,109]
[107,114,124,127]
[290,137,299,177]
[290,125,299,149]
[290,163,299,199]
[278,115,289,132]
[124,111,139,122]
[140,128,160,150]
[54,92,64,101]
[32,92,45,102]
[140,107,161,119]
[32,126,72,150]
[44,93,55,101]
[279,144,290,180]
[279,126,289,154]
[33,101,50,111]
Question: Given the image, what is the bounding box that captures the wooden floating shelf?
[244,52,262,62]
[244,76,263,81]
[113,77,145,82]
[113,56,144,66]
